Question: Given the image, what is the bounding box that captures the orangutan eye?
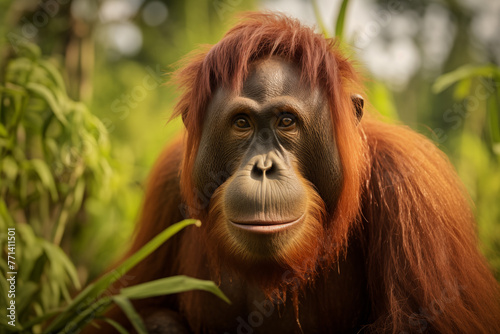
[234,116,251,129]
[277,114,296,129]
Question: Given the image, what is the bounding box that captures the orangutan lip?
[229,215,304,234]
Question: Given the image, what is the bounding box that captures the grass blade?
[335,0,350,40]
[120,275,230,304]
[112,296,147,334]
[45,219,200,332]
[433,64,500,93]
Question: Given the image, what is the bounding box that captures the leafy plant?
[0,41,112,332]
[311,0,350,40]
[0,42,229,333]
[46,219,229,334]
[0,42,113,243]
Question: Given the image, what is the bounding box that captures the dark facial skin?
[191,57,342,253]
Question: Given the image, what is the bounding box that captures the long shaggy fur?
[97,12,500,334]
[361,119,500,333]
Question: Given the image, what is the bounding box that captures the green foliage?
[0,224,79,332]
[0,217,227,333]
[434,65,500,277]
[0,41,112,331]
[45,219,228,334]
[0,42,112,243]
[334,0,350,41]
[312,0,350,41]
[433,65,500,96]
[365,81,400,122]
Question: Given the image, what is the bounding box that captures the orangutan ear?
[351,94,364,122]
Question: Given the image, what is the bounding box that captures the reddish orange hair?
[361,120,500,333]
[93,12,500,334]
[171,12,500,333]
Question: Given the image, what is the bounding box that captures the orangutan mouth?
[229,215,304,234]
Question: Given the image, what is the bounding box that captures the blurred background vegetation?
[0,0,499,332]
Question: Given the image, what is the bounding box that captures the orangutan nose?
[251,154,276,179]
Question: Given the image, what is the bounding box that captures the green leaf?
[106,219,200,282]
[453,77,472,100]
[70,180,86,215]
[0,123,7,137]
[0,84,27,97]
[487,88,500,147]
[121,275,230,304]
[335,0,350,40]
[0,319,23,331]
[16,309,62,330]
[26,82,67,125]
[17,282,39,315]
[38,60,67,95]
[23,245,45,283]
[42,241,81,290]
[433,64,500,94]
[17,41,42,60]
[366,81,399,121]
[45,219,200,332]
[54,297,112,334]
[30,159,58,201]
[112,296,147,334]
[0,200,15,226]
[3,88,26,130]
[1,156,18,180]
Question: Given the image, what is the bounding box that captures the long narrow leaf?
[112,296,147,334]
[45,219,200,332]
[42,241,81,290]
[54,297,112,334]
[38,60,67,94]
[112,219,200,278]
[433,64,500,93]
[26,82,67,125]
[120,275,230,304]
[16,309,62,330]
[29,159,58,201]
[335,0,350,40]
[487,87,500,147]
[0,123,7,137]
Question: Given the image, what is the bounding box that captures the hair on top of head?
[173,11,361,134]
